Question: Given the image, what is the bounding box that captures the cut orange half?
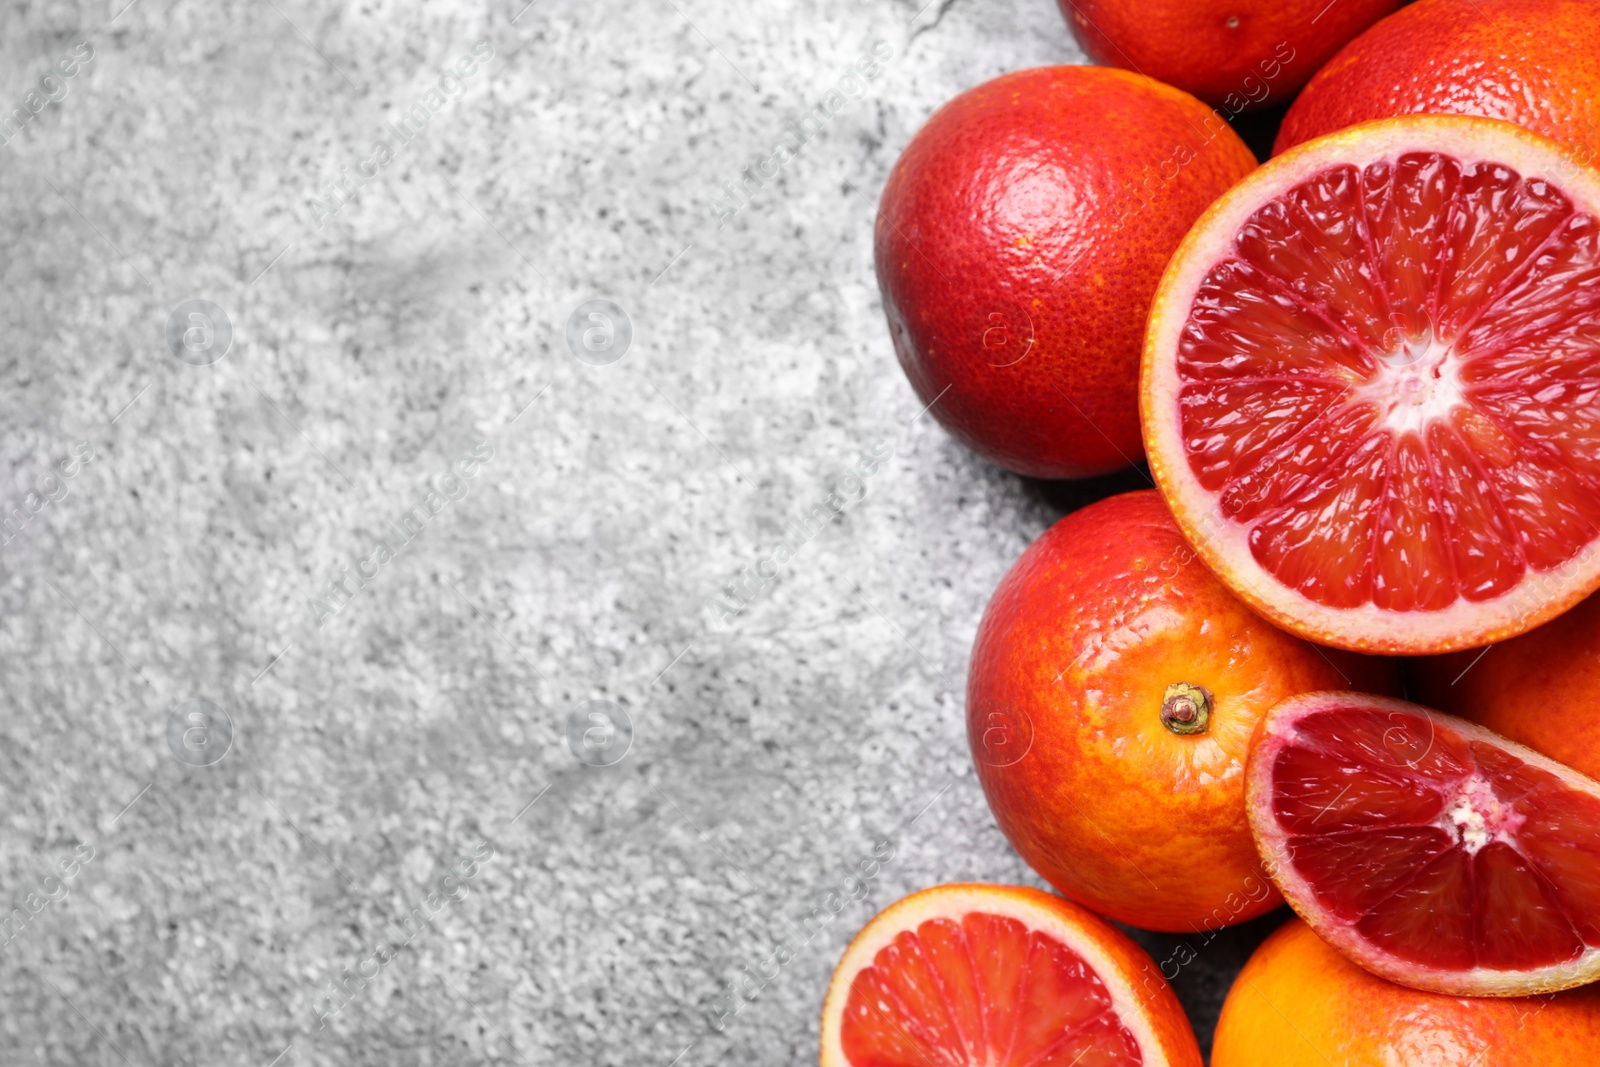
[1247,692,1600,996]
[819,884,1202,1067]
[1143,116,1600,654]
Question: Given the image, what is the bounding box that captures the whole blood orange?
[1247,692,1600,995]
[1060,0,1402,112]
[1276,0,1600,163]
[1212,918,1600,1066]
[1142,116,1600,655]
[876,66,1255,480]
[819,883,1203,1067]
[1412,590,1600,781]
[967,490,1398,933]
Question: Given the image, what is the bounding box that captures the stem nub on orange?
[966,490,1398,933]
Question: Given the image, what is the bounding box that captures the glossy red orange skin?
[876,67,1255,480]
[967,491,1400,932]
[1213,919,1600,1066]
[1276,0,1600,160]
[1411,591,1600,782]
[1060,0,1402,111]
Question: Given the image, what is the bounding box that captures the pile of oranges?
[821,1,1600,1064]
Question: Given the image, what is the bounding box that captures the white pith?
[1442,777,1524,855]
[1357,332,1466,437]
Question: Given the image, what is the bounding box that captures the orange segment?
[1474,842,1585,970]
[841,920,1132,1067]
[820,885,1203,1067]
[1247,692,1600,996]
[1353,848,1478,972]
[1284,827,1452,921]
[1177,259,1374,384]
[1143,117,1600,653]
[1234,164,1392,352]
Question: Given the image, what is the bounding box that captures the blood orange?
[1142,116,1600,654]
[1060,0,1402,112]
[878,66,1255,480]
[967,490,1398,933]
[1276,0,1600,164]
[1246,691,1600,995]
[818,884,1202,1067]
[1411,589,1600,781]
[1212,917,1600,1067]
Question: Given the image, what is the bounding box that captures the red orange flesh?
[819,884,1202,1067]
[1247,692,1600,995]
[1143,116,1600,654]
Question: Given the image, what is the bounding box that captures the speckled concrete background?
[0,1,1281,1063]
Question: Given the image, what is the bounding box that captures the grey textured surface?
[0,1,1277,1064]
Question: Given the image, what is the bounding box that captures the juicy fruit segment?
[1248,693,1600,994]
[1179,150,1600,613]
[841,912,1140,1066]
[820,885,1202,1067]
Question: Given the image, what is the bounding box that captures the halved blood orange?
[1142,116,1600,654]
[1246,691,1600,995]
[819,884,1202,1067]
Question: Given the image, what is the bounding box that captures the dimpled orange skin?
[1213,919,1600,1066]
[876,67,1255,480]
[1275,0,1600,160]
[1410,591,1600,782]
[966,491,1400,932]
[1059,0,1402,111]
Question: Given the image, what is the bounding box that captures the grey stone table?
[0,0,1281,1063]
